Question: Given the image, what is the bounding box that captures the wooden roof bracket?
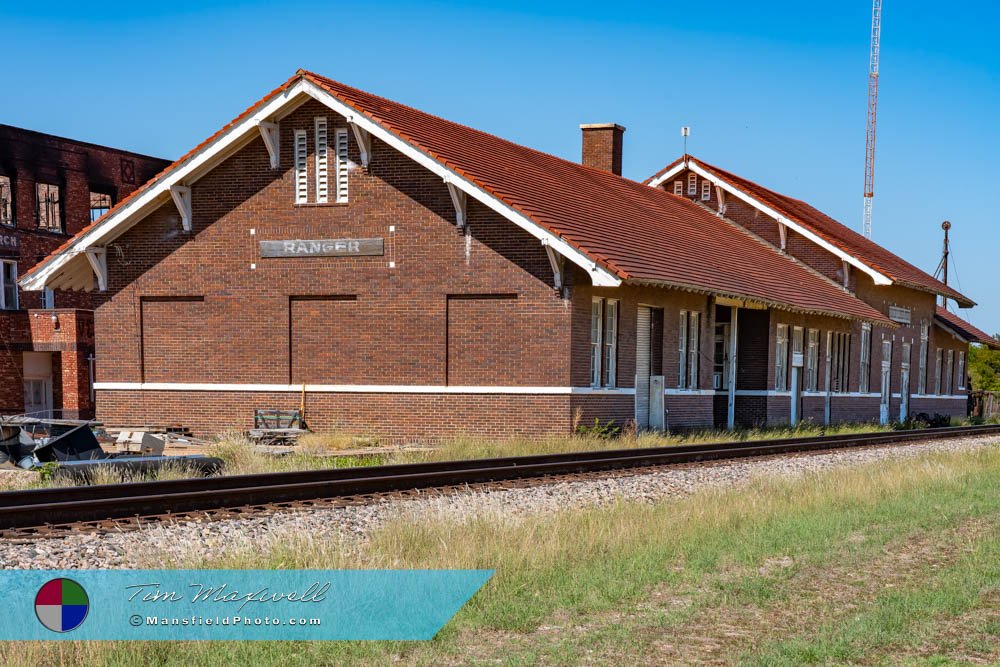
[777,218,788,251]
[85,247,108,291]
[169,185,192,233]
[444,178,467,229]
[541,239,564,290]
[348,120,371,168]
[715,185,727,216]
[257,121,280,169]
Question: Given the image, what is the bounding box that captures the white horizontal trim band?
[94,382,633,395]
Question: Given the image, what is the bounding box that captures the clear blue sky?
[6,1,998,333]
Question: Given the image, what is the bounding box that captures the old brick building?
[0,125,168,418]
[647,156,997,426]
[20,71,994,438]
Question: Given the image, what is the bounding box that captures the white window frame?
[335,128,349,203]
[917,321,929,394]
[0,260,17,310]
[603,299,618,388]
[957,351,966,390]
[40,288,54,309]
[314,117,329,203]
[944,349,954,395]
[688,311,700,389]
[294,129,308,204]
[590,298,604,388]
[859,322,872,392]
[687,172,698,195]
[673,180,683,195]
[700,179,711,201]
[830,332,851,393]
[678,311,688,388]
[806,328,819,391]
[775,324,789,391]
[934,348,943,395]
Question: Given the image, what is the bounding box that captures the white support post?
[727,307,739,430]
[778,220,787,251]
[169,185,192,232]
[542,241,564,290]
[824,331,833,425]
[445,180,468,229]
[85,247,108,291]
[842,260,851,288]
[349,122,371,168]
[257,121,280,169]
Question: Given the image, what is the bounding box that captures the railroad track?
[1,424,998,539]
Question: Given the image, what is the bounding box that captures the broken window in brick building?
[0,176,12,226]
[89,191,113,223]
[36,183,62,232]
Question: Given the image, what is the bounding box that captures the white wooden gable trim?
[22,77,621,291]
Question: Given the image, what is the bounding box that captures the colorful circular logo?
[35,578,89,633]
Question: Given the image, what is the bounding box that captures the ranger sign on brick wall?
[260,238,384,258]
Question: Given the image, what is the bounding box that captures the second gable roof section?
[21,70,893,326]
[647,156,975,308]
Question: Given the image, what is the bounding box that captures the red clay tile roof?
[935,306,1000,350]
[647,156,974,308]
[24,71,894,326]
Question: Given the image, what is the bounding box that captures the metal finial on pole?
[681,126,690,156]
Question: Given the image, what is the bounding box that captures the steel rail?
[1,424,997,531]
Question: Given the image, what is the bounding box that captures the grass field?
[4,440,998,665]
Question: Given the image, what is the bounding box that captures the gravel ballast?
[2,434,997,570]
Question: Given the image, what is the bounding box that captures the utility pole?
[934,220,951,307]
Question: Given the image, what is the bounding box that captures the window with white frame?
[944,349,954,395]
[700,180,711,201]
[0,175,12,226]
[687,172,697,195]
[36,182,61,232]
[917,321,929,394]
[792,326,804,389]
[957,351,966,390]
[934,349,943,395]
[590,298,618,388]
[775,324,789,391]
[40,288,54,309]
[314,117,329,203]
[673,180,683,195]
[0,261,17,310]
[806,328,819,391]
[859,322,872,392]
[294,130,308,204]
[678,310,688,387]
[590,299,603,387]
[603,300,618,388]
[829,331,851,393]
[335,128,349,203]
[688,311,700,389]
[678,310,701,389]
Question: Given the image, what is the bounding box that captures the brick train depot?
[19,71,999,439]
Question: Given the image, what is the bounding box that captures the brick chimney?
[580,123,626,176]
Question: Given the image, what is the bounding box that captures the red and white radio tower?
[862,0,882,239]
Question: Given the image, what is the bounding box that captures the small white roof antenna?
[681,126,690,156]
